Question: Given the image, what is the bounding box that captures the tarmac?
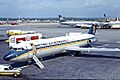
[0,23,120,79]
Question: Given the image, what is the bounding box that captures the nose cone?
[3,50,16,61]
[3,55,10,61]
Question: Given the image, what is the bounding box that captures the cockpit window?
[18,48,20,50]
[22,48,25,50]
[14,48,17,50]
[10,47,12,49]
[12,47,25,51]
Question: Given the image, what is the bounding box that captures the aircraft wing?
[75,24,92,27]
[66,46,120,52]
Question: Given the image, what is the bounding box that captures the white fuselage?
[60,21,100,26]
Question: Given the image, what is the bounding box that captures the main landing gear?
[68,51,81,57]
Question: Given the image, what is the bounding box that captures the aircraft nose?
[3,55,10,61]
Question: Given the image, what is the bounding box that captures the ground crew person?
[28,43,37,65]
[31,43,37,54]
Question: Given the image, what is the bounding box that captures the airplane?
[9,21,19,25]
[98,14,120,29]
[3,25,120,69]
[8,32,42,48]
[6,30,36,37]
[58,15,100,28]
[58,14,120,29]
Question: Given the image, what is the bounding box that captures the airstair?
[33,55,45,69]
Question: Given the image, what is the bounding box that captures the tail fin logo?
[58,15,66,22]
[88,25,97,35]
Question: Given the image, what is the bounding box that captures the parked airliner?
[58,15,120,29]
[58,15,99,28]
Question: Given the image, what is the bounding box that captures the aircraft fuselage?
[4,34,97,62]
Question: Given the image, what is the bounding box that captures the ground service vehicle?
[0,64,21,77]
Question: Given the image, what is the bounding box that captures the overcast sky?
[0,0,120,18]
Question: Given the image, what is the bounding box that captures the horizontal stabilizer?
[66,46,120,52]
[33,55,44,69]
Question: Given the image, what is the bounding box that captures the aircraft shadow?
[80,53,120,59]
[11,52,120,69]
[40,52,120,61]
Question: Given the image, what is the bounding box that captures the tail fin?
[88,24,97,35]
[58,15,66,22]
[104,14,109,22]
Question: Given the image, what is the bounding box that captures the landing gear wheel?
[74,51,81,57]
[69,51,81,57]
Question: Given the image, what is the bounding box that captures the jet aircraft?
[58,15,120,29]
[58,15,99,28]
